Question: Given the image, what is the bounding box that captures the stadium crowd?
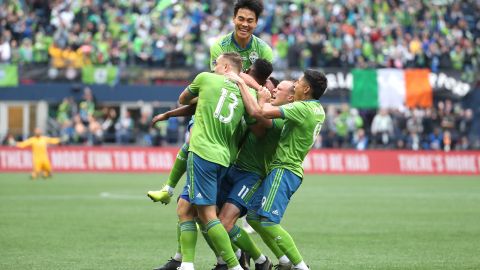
[0,0,479,79]
[1,0,479,151]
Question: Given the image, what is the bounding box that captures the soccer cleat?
[273,262,293,270]
[153,257,181,270]
[147,185,173,204]
[211,263,228,270]
[255,256,272,270]
[240,251,250,270]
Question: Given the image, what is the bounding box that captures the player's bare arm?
[178,90,198,105]
[240,72,262,91]
[151,104,197,127]
[260,102,283,119]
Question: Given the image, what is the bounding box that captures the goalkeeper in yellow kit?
[16,128,61,179]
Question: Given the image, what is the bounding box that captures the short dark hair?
[248,59,272,86]
[234,0,264,21]
[303,69,328,99]
[267,76,279,88]
[222,52,243,73]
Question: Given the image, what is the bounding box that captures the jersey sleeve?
[210,41,223,71]
[260,42,274,63]
[16,138,33,148]
[187,72,208,96]
[279,102,308,124]
[47,137,61,144]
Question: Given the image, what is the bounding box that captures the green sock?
[166,143,189,188]
[176,221,182,254]
[198,221,220,257]
[206,219,239,268]
[247,213,284,259]
[261,221,303,265]
[228,224,262,260]
[179,220,197,263]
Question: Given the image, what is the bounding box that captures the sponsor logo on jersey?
[249,51,259,64]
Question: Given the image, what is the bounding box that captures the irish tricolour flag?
[351,69,432,109]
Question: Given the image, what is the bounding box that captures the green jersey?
[228,90,258,164]
[235,119,284,178]
[187,72,248,167]
[210,32,273,71]
[271,100,326,178]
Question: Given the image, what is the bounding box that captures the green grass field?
[0,173,479,270]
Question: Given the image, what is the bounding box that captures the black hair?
[267,76,280,88]
[303,69,328,99]
[234,0,264,21]
[249,59,272,86]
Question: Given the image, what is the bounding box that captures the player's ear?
[287,95,294,103]
[303,85,311,96]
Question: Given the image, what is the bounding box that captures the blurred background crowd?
[1,0,479,150]
[0,0,478,75]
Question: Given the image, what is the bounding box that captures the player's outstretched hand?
[259,87,272,103]
[151,113,168,128]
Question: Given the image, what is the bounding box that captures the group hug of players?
[144,0,327,270]
[146,2,327,270]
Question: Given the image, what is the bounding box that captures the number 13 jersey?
[187,72,254,167]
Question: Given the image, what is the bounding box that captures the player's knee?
[176,199,194,220]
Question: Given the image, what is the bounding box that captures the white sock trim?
[254,254,266,264]
[278,255,290,264]
[294,261,309,270]
[173,252,182,261]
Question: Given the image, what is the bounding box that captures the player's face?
[233,8,257,40]
[264,79,275,93]
[271,81,294,106]
[34,128,42,137]
[293,76,310,101]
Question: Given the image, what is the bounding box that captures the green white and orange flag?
[351,68,432,109]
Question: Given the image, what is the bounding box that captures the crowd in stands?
[1,0,479,150]
[318,100,478,151]
[43,87,187,146]
[2,86,478,151]
[0,0,479,80]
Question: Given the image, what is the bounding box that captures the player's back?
[188,72,246,167]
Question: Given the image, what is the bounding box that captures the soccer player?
[16,128,61,179]
[174,52,251,270]
[218,76,299,270]
[210,0,273,73]
[148,59,273,270]
[148,0,272,205]
[231,70,328,270]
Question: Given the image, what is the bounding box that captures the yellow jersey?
[17,136,60,159]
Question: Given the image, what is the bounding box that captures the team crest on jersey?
[249,51,258,64]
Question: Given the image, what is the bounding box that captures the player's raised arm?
[46,137,61,145]
[178,90,197,105]
[151,104,197,127]
[179,72,206,105]
[16,138,33,148]
[240,72,262,91]
[226,72,273,129]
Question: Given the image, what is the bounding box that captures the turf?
[0,173,479,270]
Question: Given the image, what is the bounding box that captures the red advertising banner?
[0,147,479,175]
